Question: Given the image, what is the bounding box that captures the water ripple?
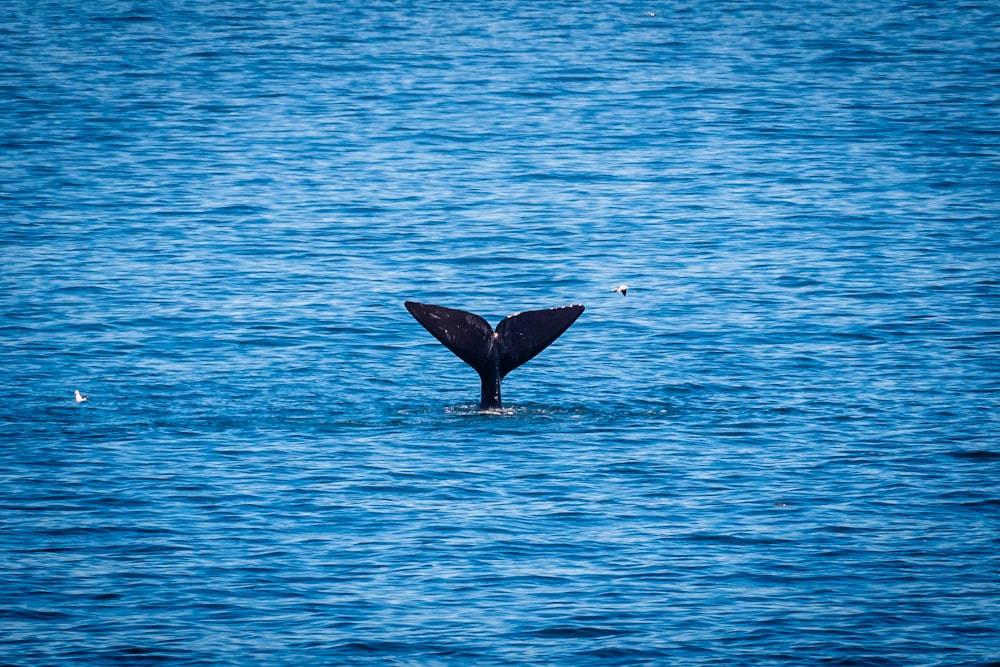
[2,0,999,665]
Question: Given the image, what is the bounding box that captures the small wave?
[684,532,793,546]
[527,626,633,639]
[946,450,1000,461]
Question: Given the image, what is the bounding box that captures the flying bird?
[75,390,88,403]
[612,284,629,296]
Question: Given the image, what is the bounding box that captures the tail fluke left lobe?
[404,301,494,372]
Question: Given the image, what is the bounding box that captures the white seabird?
[612,284,629,296]
[75,390,88,403]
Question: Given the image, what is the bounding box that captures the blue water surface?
[2,1,999,664]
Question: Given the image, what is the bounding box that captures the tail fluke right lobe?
[496,304,584,376]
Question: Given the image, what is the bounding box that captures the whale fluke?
[404,301,584,410]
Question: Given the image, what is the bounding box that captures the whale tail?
[404,301,584,410]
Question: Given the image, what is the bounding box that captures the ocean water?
[2,0,999,664]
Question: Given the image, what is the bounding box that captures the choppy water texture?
[2,1,999,664]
